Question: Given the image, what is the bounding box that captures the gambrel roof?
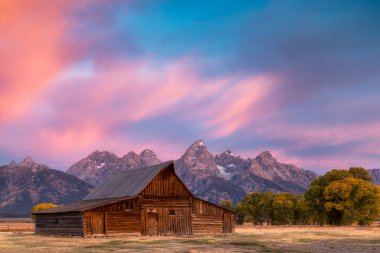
[84,161,174,200]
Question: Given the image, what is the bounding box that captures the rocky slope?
[368,169,380,185]
[175,140,317,204]
[174,140,246,204]
[0,157,93,216]
[67,149,161,186]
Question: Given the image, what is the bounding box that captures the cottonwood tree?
[305,167,380,225]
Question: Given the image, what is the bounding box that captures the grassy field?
[0,225,379,252]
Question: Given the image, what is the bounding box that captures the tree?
[220,199,233,210]
[240,192,274,225]
[324,178,380,225]
[292,195,311,225]
[305,167,379,225]
[234,203,245,225]
[348,167,373,182]
[272,193,294,225]
[31,203,58,213]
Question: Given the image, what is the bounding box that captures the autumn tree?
[31,203,58,213]
[240,192,274,225]
[272,193,295,225]
[305,167,379,225]
[324,178,380,225]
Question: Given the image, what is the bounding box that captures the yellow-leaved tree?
[31,203,58,220]
[31,203,58,213]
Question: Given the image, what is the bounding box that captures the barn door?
[91,212,105,234]
[223,213,231,233]
[147,213,159,235]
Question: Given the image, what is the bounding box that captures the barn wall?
[191,198,234,234]
[191,214,223,234]
[192,198,224,216]
[141,166,190,197]
[84,198,141,236]
[141,207,192,236]
[223,213,235,233]
[34,212,83,236]
[106,211,140,234]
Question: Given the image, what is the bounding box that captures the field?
[0,224,380,252]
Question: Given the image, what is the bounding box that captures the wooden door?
[223,213,231,233]
[147,213,158,235]
[91,211,105,234]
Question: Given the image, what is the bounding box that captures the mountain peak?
[123,151,138,158]
[224,150,238,157]
[19,156,35,167]
[9,160,17,167]
[139,149,156,156]
[139,149,161,165]
[188,139,207,150]
[257,151,277,162]
[87,150,118,161]
[190,139,206,148]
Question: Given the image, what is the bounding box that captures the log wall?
[106,211,140,234]
[84,198,141,236]
[191,198,235,234]
[191,214,223,234]
[141,166,190,197]
[34,212,83,236]
[192,198,224,216]
[140,207,192,236]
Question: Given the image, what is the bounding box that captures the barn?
[32,161,235,236]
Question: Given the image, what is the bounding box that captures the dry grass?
[0,225,379,252]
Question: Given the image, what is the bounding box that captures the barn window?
[124,200,134,211]
[169,210,175,216]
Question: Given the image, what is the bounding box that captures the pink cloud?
[0,1,81,121]
[0,54,279,167]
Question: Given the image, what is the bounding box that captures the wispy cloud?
[0,1,379,172]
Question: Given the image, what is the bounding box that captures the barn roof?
[84,160,174,200]
[32,160,234,215]
[32,196,134,214]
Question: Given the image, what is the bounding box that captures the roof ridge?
[106,160,173,175]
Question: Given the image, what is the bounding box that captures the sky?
[0,0,379,173]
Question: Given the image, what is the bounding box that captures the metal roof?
[32,196,134,214]
[83,160,173,200]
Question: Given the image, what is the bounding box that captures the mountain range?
[1,139,379,216]
[0,157,93,217]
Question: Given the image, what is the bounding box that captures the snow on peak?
[217,165,232,180]
[197,139,205,146]
[190,139,206,149]
[96,162,105,169]
[225,150,237,157]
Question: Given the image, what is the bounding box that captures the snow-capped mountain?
[66,139,318,204]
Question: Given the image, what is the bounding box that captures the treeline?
[221,167,380,226]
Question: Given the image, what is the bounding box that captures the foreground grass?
[0,225,380,252]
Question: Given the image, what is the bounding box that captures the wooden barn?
[32,161,235,236]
